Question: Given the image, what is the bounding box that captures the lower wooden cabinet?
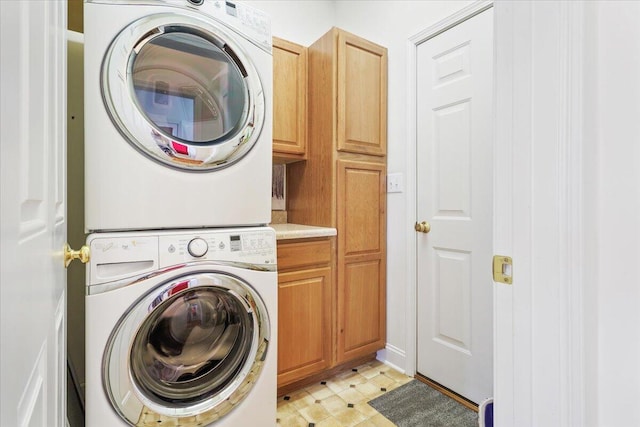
[277,238,334,389]
[276,222,385,390]
[338,257,386,363]
[336,160,387,362]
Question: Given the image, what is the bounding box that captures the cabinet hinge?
[493,255,513,285]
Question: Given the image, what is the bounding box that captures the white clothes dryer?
[85,227,277,427]
[84,0,272,232]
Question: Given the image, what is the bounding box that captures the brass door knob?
[414,221,431,233]
[64,243,90,268]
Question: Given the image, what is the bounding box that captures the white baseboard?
[376,343,407,374]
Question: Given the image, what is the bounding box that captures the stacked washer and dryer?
[83,1,276,426]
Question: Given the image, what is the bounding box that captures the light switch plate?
[387,173,403,193]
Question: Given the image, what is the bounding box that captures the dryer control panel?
[211,0,271,48]
[87,0,272,51]
[87,227,276,286]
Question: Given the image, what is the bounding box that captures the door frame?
[404,0,493,381]
[491,2,587,424]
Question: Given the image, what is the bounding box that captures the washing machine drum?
[103,272,270,425]
[102,12,265,171]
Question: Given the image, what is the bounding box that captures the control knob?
[187,237,208,258]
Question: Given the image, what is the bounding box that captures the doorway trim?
[404,0,493,379]
[491,2,587,424]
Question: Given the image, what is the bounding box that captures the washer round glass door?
[103,272,270,425]
[102,12,265,171]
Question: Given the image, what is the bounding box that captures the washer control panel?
[158,228,276,267]
[187,237,209,258]
[87,227,276,286]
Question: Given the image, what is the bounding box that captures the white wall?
[584,2,640,424]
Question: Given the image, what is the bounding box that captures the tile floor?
[276,360,413,427]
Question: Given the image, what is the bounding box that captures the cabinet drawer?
[277,239,332,271]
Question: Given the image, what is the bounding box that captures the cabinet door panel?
[337,31,387,156]
[277,267,332,386]
[273,37,307,159]
[337,160,387,362]
[338,257,386,361]
[338,160,386,256]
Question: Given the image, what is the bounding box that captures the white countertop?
[270,223,337,240]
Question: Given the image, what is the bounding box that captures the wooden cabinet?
[337,31,387,156]
[272,37,307,162]
[288,28,388,364]
[336,160,386,362]
[277,238,334,389]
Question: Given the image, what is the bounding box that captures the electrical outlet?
[387,173,403,193]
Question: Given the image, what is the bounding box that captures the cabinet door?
[337,31,387,156]
[336,160,387,362]
[277,267,332,386]
[273,37,307,161]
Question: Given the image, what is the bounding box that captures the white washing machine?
[85,227,277,426]
[84,0,272,232]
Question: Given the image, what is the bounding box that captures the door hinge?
[493,255,513,285]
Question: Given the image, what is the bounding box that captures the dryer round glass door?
[103,272,270,425]
[102,12,265,171]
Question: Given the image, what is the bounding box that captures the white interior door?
[0,1,68,426]
[416,8,493,405]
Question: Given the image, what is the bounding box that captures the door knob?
[414,221,431,233]
[64,243,90,268]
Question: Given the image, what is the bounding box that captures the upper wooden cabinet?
[337,31,388,156]
[302,28,387,159]
[272,37,307,162]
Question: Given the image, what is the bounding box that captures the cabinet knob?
[414,221,431,234]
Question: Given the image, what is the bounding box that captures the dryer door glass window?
[102,13,266,171]
[131,31,247,145]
